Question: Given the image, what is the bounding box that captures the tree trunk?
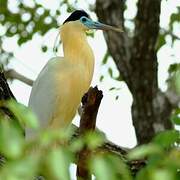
[95,0,173,144]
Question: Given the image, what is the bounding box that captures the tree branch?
[4,69,33,86]
[96,0,173,144]
[77,87,103,180]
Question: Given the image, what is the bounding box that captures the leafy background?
[0,0,180,179]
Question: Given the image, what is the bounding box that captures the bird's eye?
[81,17,87,22]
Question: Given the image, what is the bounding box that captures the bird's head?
[62,10,123,33]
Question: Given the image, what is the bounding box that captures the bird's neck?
[60,25,94,80]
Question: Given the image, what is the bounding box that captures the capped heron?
[27,10,123,138]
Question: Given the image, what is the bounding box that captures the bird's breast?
[50,63,93,128]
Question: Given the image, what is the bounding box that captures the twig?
[4,69,33,86]
[161,28,180,41]
[77,87,103,180]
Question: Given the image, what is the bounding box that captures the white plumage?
[26,10,122,139]
[27,21,94,138]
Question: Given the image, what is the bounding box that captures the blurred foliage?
[0,100,179,179]
[0,0,62,66]
[128,130,180,180]
[0,100,131,179]
[167,63,180,94]
[171,108,180,125]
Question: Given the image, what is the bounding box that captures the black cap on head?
[63,10,89,24]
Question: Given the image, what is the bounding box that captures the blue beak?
[80,17,123,33]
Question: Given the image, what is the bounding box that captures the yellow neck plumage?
[60,23,95,81]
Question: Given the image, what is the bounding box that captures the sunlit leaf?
[39,126,75,148]
[46,148,73,180]
[90,155,115,180]
[128,144,163,160]
[90,154,131,180]
[0,121,24,159]
[171,114,180,125]
[151,169,175,180]
[175,69,180,94]
[7,100,39,129]
[106,154,132,180]
[156,33,166,50]
[69,137,84,152]
[85,131,105,149]
[0,154,39,179]
[153,130,180,148]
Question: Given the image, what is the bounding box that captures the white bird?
[27,10,123,139]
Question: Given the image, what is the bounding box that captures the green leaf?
[108,67,113,78]
[0,121,24,159]
[7,100,39,129]
[46,148,73,180]
[171,114,180,125]
[109,87,116,91]
[136,167,176,180]
[170,12,180,25]
[175,69,180,94]
[100,75,104,82]
[150,169,175,180]
[90,156,115,180]
[127,144,163,160]
[41,45,48,52]
[156,34,166,50]
[0,154,39,179]
[69,137,84,152]
[90,154,131,180]
[153,130,180,148]
[85,131,105,149]
[106,155,132,180]
[168,63,180,74]
[56,10,61,16]
[115,75,123,81]
[102,51,110,65]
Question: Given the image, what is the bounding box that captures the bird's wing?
[27,57,64,138]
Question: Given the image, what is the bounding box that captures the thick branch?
[130,0,173,144]
[130,0,160,93]
[96,0,173,144]
[77,87,103,180]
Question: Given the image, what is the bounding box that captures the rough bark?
[77,87,103,180]
[96,0,173,144]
